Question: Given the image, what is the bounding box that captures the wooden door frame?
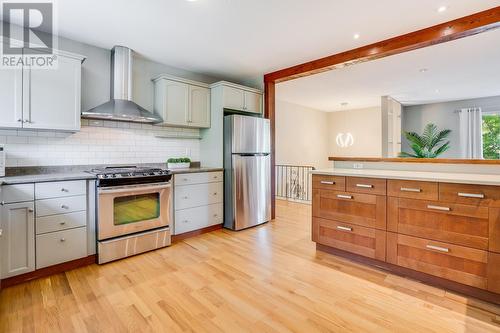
[264,6,500,219]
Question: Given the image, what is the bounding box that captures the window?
[482,112,500,159]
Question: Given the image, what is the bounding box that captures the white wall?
[1,120,200,167]
[275,100,330,169]
[328,106,382,157]
[402,95,500,158]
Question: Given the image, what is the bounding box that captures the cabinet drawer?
[36,227,87,268]
[36,195,86,217]
[312,175,345,191]
[98,227,170,264]
[439,183,500,207]
[175,182,223,210]
[387,197,489,250]
[0,183,34,203]
[175,171,223,186]
[387,233,488,289]
[174,203,223,235]
[35,180,86,200]
[313,218,386,261]
[346,177,386,195]
[312,189,386,230]
[36,211,87,235]
[387,179,438,200]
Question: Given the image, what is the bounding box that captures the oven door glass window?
[113,193,160,225]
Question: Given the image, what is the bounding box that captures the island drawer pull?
[356,184,373,188]
[426,244,449,253]
[427,205,450,212]
[336,194,353,199]
[336,226,352,232]
[320,181,335,185]
[458,192,485,199]
[400,187,421,193]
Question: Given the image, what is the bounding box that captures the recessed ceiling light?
[435,89,440,93]
[353,33,360,40]
[419,68,428,73]
[437,5,447,13]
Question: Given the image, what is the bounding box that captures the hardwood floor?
[1,199,499,332]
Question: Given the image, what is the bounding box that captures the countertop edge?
[311,169,500,186]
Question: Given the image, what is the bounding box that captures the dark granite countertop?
[0,164,223,185]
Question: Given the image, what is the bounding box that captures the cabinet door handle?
[182,220,189,223]
[182,196,188,199]
[320,181,335,185]
[17,118,22,122]
[61,204,69,209]
[426,244,449,253]
[60,221,66,225]
[400,187,421,193]
[356,184,373,188]
[61,188,69,192]
[0,201,5,205]
[336,226,352,232]
[213,192,218,196]
[28,208,34,212]
[458,192,484,199]
[336,194,352,199]
[427,205,450,212]
[213,214,218,218]
[60,238,66,242]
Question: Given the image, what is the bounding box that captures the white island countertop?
[311,168,500,186]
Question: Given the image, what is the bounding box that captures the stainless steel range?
[89,166,172,264]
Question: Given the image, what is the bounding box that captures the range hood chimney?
[81,46,163,123]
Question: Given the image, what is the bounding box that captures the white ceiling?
[276,28,500,111]
[7,0,500,83]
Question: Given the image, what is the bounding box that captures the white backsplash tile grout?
[4,120,200,167]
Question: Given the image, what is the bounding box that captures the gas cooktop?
[88,166,172,186]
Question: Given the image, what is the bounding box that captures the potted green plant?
[400,123,451,158]
[167,157,191,169]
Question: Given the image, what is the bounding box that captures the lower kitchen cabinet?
[175,203,223,235]
[0,202,35,278]
[173,171,223,235]
[1,180,91,280]
[36,227,87,268]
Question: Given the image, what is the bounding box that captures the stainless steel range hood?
[81,46,163,123]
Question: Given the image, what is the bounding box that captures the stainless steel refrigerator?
[224,115,271,230]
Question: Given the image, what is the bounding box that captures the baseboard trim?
[1,255,96,290]
[172,224,223,243]
[316,244,500,305]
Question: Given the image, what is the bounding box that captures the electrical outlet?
[353,163,364,169]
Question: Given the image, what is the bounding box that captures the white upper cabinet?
[162,80,190,126]
[223,86,245,111]
[243,90,263,114]
[0,68,23,128]
[0,48,85,131]
[153,75,210,128]
[23,51,83,131]
[189,85,210,128]
[217,82,263,114]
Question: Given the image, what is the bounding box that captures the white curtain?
[459,107,483,159]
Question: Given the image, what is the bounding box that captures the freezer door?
[230,115,270,154]
[232,154,271,230]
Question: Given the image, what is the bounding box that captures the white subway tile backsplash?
[3,120,200,167]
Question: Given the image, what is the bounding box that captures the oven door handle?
[99,183,171,194]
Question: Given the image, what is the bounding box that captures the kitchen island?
[311,163,500,305]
